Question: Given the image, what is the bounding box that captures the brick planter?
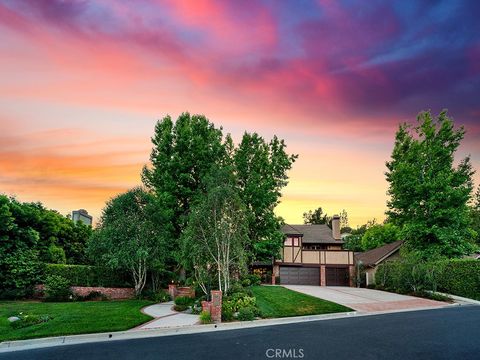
[34,284,135,300]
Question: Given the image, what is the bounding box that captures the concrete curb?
[0,303,460,353]
[431,291,480,306]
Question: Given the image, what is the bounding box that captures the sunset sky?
[1,0,479,227]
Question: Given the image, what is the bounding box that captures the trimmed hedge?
[44,264,131,288]
[376,258,480,301]
[438,259,480,301]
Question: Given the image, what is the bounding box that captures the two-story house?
[273,215,354,286]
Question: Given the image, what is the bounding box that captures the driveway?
[284,285,450,313]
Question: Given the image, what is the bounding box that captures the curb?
[0,304,459,353]
[431,291,480,306]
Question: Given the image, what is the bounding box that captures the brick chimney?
[332,215,341,240]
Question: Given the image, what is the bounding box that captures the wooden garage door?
[280,267,319,285]
[326,267,349,286]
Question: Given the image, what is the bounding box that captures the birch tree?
[182,171,248,294]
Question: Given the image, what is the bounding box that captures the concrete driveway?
[284,285,450,313]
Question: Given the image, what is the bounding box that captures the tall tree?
[87,188,169,295]
[234,133,297,261]
[385,110,476,257]
[181,169,248,293]
[141,113,231,265]
[303,207,330,225]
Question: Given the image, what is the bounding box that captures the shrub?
[44,275,72,301]
[0,248,43,299]
[47,244,66,264]
[237,306,255,321]
[152,289,171,303]
[221,302,235,322]
[44,264,131,288]
[241,274,261,287]
[375,257,480,301]
[227,282,244,295]
[199,311,212,324]
[174,296,194,311]
[10,314,52,329]
[438,259,480,300]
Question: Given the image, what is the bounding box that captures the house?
[354,240,404,286]
[273,215,355,286]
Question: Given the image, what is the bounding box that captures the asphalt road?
[2,306,479,360]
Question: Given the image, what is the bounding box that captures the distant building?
[72,209,93,226]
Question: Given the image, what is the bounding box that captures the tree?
[87,188,169,295]
[470,186,480,244]
[142,113,231,267]
[234,133,297,261]
[303,207,330,225]
[339,209,350,232]
[0,195,43,297]
[181,169,248,293]
[360,223,401,251]
[342,219,377,252]
[385,110,476,257]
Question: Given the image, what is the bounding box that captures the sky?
[0,0,479,227]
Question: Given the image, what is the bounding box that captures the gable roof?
[281,224,342,244]
[354,240,404,267]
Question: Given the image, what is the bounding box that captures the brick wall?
[71,286,135,299]
[35,284,135,300]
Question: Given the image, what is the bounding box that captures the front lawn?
[251,286,352,318]
[0,300,153,342]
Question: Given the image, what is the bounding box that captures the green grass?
[251,286,352,318]
[0,300,153,342]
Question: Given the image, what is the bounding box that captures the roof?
[354,240,404,267]
[281,224,342,244]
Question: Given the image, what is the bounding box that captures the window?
[284,237,292,246]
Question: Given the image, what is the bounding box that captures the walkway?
[134,302,199,330]
[284,286,450,313]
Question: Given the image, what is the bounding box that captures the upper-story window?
[284,237,300,246]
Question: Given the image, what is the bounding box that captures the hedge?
[44,264,131,288]
[376,258,480,300]
[438,259,480,301]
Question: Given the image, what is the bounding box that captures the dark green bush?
[44,275,72,301]
[438,259,480,300]
[376,257,480,301]
[221,303,235,322]
[241,274,261,287]
[237,306,256,321]
[44,264,131,287]
[75,290,108,301]
[174,296,194,311]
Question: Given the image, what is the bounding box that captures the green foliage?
[199,310,212,324]
[303,207,330,225]
[237,306,256,321]
[234,133,297,262]
[360,223,401,251]
[242,274,261,286]
[87,187,170,295]
[0,248,43,299]
[75,291,108,302]
[386,111,476,258]
[10,314,52,330]
[174,296,194,311]
[375,256,480,300]
[45,264,131,287]
[181,169,248,293]
[438,259,480,300]
[47,244,66,264]
[343,219,377,251]
[44,275,72,301]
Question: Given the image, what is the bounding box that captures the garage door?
[326,267,349,286]
[280,267,319,285]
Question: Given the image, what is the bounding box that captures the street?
[1,306,479,360]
